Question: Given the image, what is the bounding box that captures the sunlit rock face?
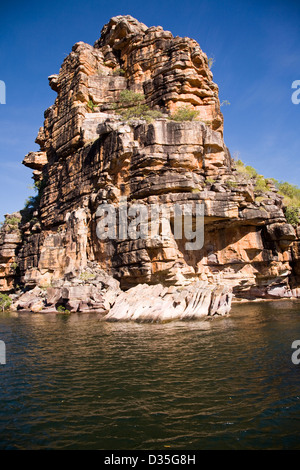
[1,15,300,316]
[94,15,223,132]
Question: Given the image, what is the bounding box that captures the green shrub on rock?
[0,294,12,312]
[284,206,300,227]
[57,305,71,314]
[87,99,98,112]
[254,175,268,192]
[169,106,199,122]
[114,90,163,122]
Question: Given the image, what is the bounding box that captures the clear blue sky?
[0,0,299,221]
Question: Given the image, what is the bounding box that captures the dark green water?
[1,300,300,450]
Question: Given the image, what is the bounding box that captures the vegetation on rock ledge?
[1,215,21,232]
[114,90,163,122]
[24,178,47,212]
[234,158,300,226]
[169,106,199,122]
[0,294,12,312]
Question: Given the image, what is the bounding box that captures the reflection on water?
[1,301,300,449]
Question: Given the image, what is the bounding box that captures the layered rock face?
[1,15,300,317]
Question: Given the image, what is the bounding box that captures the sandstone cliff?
[1,15,299,319]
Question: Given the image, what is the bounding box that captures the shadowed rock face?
[1,15,300,317]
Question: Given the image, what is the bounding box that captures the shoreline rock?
[10,278,232,321]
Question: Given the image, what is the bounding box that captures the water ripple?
[1,301,300,449]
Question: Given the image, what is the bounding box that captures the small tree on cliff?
[0,294,12,312]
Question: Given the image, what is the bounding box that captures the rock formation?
[1,15,300,319]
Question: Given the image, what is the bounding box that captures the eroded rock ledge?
[9,262,232,320]
[1,15,300,319]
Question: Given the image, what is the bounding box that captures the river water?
[0,300,300,450]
